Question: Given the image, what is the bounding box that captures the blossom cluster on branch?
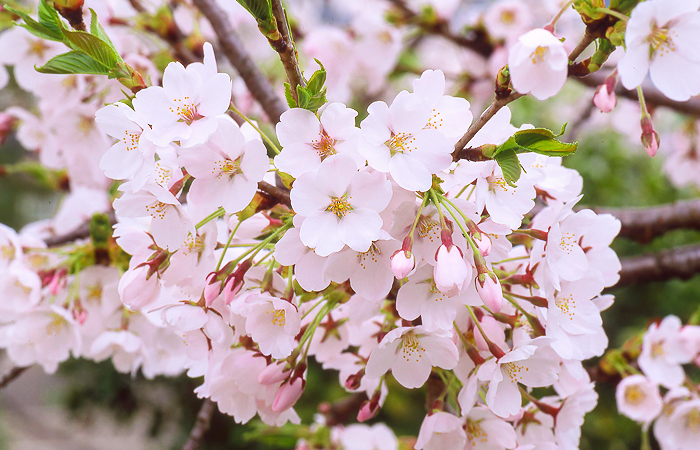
[0,0,699,449]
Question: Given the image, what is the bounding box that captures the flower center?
[530,46,548,64]
[170,96,202,125]
[399,330,425,362]
[386,132,415,156]
[267,309,286,327]
[216,158,242,180]
[555,293,575,319]
[46,313,68,336]
[417,215,439,240]
[358,243,380,269]
[558,231,576,254]
[87,284,103,302]
[500,10,516,24]
[686,408,700,432]
[488,176,511,193]
[123,129,140,152]
[326,194,353,218]
[466,419,488,444]
[28,39,50,57]
[426,108,444,131]
[651,340,665,358]
[624,385,646,405]
[648,25,675,57]
[504,362,529,382]
[146,201,168,220]
[1,245,15,261]
[312,131,337,160]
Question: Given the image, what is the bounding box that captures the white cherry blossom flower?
[508,28,568,100]
[615,374,663,424]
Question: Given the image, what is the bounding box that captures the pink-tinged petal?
[299,211,344,256]
[291,174,331,217]
[358,140,391,173]
[162,61,200,101]
[151,122,191,147]
[197,73,232,117]
[655,0,699,25]
[618,44,651,90]
[338,208,383,253]
[320,102,358,141]
[132,86,177,126]
[94,104,142,138]
[650,50,700,102]
[240,140,270,181]
[163,305,208,331]
[388,91,431,135]
[295,251,330,291]
[181,116,219,148]
[211,116,246,159]
[100,143,143,180]
[274,143,321,178]
[351,262,393,301]
[365,340,400,379]
[348,170,392,212]
[422,335,459,370]
[487,376,521,418]
[431,96,472,139]
[325,248,357,283]
[276,108,321,147]
[223,176,257,213]
[396,281,429,321]
[409,129,453,173]
[392,347,433,388]
[389,153,432,192]
[178,147,221,178]
[273,227,305,266]
[412,69,446,102]
[360,101,391,145]
[152,206,192,250]
[316,154,358,197]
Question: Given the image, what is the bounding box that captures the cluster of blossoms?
[0,0,699,448]
[615,315,700,449]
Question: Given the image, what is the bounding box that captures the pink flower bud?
[0,112,15,147]
[272,377,304,412]
[475,234,492,257]
[73,309,88,325]
[434,244,470,296]
[640,116,659,157]
[391,250,415,279]
[118,265,161,311]
[357,398,380,422]
[593,81,617,113]
[204,272,222,307]
[258,362,291,385]
[477,273,503,313]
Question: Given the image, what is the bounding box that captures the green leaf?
[492,125,578,159]
[284,82,297,108]
[89,8,118,54]
[296,85,310,109]
[236,0,276,35]
[494,149,521,187]
[306,59,326,95]
[37,0,63,36]
[5,6,63,41]
[61,29,119,69]
[36,50,111,75]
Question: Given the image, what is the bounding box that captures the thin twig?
[269,0,306,105]
[191,0,288,123]
[182,399,216,450]
[0,366,28,390]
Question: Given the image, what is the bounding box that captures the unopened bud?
[272,377,304,412]
[593,81,617,113]
[0,113,15,147]
[640,116,659,157]
[391,250,415,279]
[258,361,291,385]
[345,368,364,391]
[357,398,380,422]
[474,234,492,256]
[204,272,222,307]
[476,272,504,313]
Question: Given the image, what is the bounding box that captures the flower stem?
[215,219,243,272]
[196,207,225,229]
[229,102,281,154]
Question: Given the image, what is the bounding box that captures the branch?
[616,245,700,288]
[597,199,700,244]
[258,181,291,208]
[191,0,288,123]
[0,366,28,390]
[182,399,216,450]
[577,72,700,117]
[386,0,494,57]
[44,210,116,247]
[269,0,305,105]
[319,392,368,426]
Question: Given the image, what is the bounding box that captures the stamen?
[311,131,337,160]
[326,194,353,218]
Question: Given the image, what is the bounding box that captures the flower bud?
[258,362,291,385]
[640,116,659,157]
[476,272,504,313]
[203,272,222,307]
[118,265,161,311]
[272,377,304,412]
[0,113,15,147]
[593,73,617,113]
[357,398,380,422]
[474,234,492,257]
[391,250,415,279]
[434,244,470,296]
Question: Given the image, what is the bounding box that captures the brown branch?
[615,245,700,288]
[387,0,494,57]
[191,0,287,123]
[269,0,305,105]
[258,181,291,208]
[319,392,368,426]
[577,72,700,117]
[44,210,116,247]
[0,366,28,390]
[597,199,700,244]
[182,399,216,450]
